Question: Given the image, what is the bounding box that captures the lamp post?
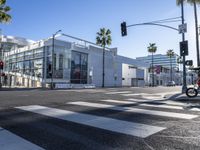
[51,30,62,90]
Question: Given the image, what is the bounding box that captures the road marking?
[16,105,165,138]
[106,91,132,94]
[126,98,149,102]
[126,98,188,107]
[67,101,198,119]
[159,101,188,106]
[101,100,183,110]
[139,103,183,110]
[101,99,136,104]
[0,127,44,150]
[190,108,200,112]
[121,93,151,96]
[121,92,180,99]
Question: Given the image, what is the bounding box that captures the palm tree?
[167,49,175,82]
[96,28,112,87]
[147,43,157,86]
[0,0,11,23]
[177,0,200,66]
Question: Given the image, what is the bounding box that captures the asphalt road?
[0,86,200,150]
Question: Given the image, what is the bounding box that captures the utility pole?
[194,1,200,66]
[181,0,187,93]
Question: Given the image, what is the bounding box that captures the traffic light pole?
[181,0,187,93]
[51,34,55,90]
[121,9,188,93]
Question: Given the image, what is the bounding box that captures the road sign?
[178,24,187,34]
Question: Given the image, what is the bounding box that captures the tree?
[147,43,157,86]
[0,0,11,23]
[96,28,112,87]
[167,49,175,82]
[177,0,200,66]
[0,0,11,89]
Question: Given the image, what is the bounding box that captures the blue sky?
[1,0,199,66]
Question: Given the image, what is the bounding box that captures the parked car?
[166,81,176,86]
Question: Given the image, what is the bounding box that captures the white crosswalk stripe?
[101,99,184,110]
[16,105,165,138]
[0,127,44,150]
[67,101,198,119]
[12,97,200,143]
[106,91,132,94]
[101,99,136,104]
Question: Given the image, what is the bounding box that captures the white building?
[2,35,148,88]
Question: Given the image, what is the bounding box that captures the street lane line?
[121,93,150,96]
[126,99,188,106]
[16,105,165,138]
[190,108,200,112]
[158,101,188,106]
[0,127,44,150]
[101,100,183,110]
[106,91,132,94]
[67,101,198,119]
[101,99,136,104]
[126,98,149,102]
[139,103,183,110]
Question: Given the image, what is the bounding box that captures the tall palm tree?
[167,49,175,82]
[0,0,11,23]
[0,0,11,89]
[96,28,112,87]
[147,43,157,86]
[177,0,200,66]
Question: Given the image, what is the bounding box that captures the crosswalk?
[0,96,199,149]
[0,127,44,150]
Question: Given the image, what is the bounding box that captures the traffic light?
[0,61,3,70]
[185,60,193,66]
[180,41,188,56]
[121,22,127,36]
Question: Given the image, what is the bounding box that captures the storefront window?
[71,51,88,84]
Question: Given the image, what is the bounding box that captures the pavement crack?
[142,139,155,150]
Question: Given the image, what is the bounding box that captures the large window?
[71,51,88,84]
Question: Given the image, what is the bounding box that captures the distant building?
[0,35,34,60]
[136,54,179,70]
[136,54,185,86]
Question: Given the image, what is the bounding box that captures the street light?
[51,30,62,90]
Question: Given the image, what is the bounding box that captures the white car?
[167,81,176,86]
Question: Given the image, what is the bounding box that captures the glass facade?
[5,48,44,78]
[46,45,71,80]
[4,41,89,87]
[71,51,88,84]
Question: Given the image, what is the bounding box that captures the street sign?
[178,23,187,34]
